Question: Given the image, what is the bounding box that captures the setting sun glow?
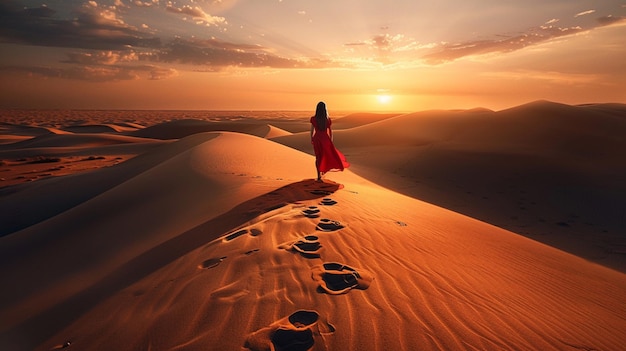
[377,95,392,104]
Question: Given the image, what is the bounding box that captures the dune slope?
[272,101,626,270]
[0,132,625,351]
[130,119,289,140]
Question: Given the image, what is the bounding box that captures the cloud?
[0,1,182,82]
[1,44,177,82]
[1,63,176,82]
[141,65,178,80]
[343,33,426,66]
[345,33,422,52]
[371,34,394,50]
[22,3,56,18]
[132,1,158,7]
[346,34,408,51]
[193,37,266,51]
[597,15,624,26]
[420,16,626,65]
[422,19,613,64]
[574,10,595,18]
[63,51,143,65]
[341,11,625,67]
[0,0,342,72]
[153,37,327,68]
[0,0,341,78]
[0,1,160,50]
[344,42,367,47]
[165,4,226,26]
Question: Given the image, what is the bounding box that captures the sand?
[0,103,625,350]
[274,100,626,271]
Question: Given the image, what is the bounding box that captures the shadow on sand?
[3,179,341,350]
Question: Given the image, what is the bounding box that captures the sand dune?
[1,122,69,137]
[1,103,625,350]
[264,124,292,139]
[3,133,160,150]
[0,128,168,190]
[273,101,626,270]
[62,124,141,134]
[130,119,292,140]
[331,112,402,130]
[0,135,31,145]
[328,100,625,156]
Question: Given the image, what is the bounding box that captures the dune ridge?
[129,119,293,140]
[331,112,402,130]
[1,122,70,137]
[2,133,160,150]
[61,124,141,134]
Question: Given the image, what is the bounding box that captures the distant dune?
[3,133,160,150]
[331,112,402,129]
[61,124,141,134]
[265,124,292,138]
[130,119,292,140]
[0,102,625,350]
[1,122,69,136]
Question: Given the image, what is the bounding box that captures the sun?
[377,94,392,104]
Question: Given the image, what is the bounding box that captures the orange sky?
[0,1,625,111]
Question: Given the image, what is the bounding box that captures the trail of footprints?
[200,184,374,351]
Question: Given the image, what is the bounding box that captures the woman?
[310,101,349,181]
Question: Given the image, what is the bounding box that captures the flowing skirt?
[312,133,349,173]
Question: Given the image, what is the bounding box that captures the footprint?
[225,229,248,241]
[302,206,320,218]
[245,310,334,351]
[225,228,263,241]
[310,189,332,196]
[279,235,323,258]
[316,219,344,232]
[245,249,260,255]
[311,262,373,295]
[249,228,263,236]
[271,328,313,351]
[198,256,227,269]
[319,198,337,206]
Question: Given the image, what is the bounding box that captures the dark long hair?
[315,101,328,131]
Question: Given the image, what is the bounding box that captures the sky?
[0,0,625,112]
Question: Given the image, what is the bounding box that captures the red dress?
[310,116,350,173]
